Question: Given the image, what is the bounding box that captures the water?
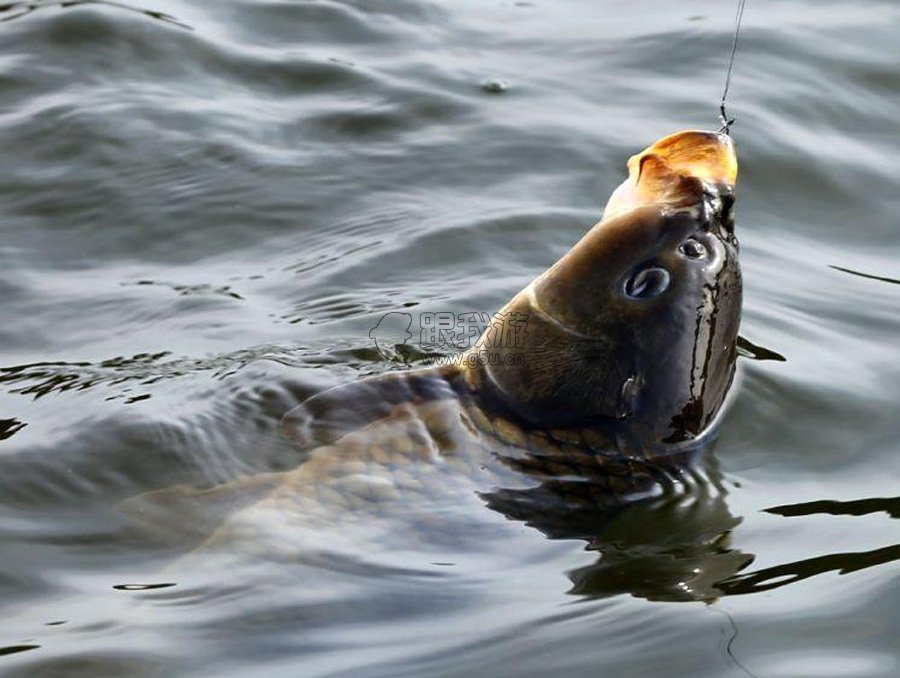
[1,0,898,675]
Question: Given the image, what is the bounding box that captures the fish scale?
[189,368,689,553]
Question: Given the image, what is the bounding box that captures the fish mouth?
[604,130,738,219]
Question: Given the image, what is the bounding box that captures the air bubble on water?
[481,79,509,94]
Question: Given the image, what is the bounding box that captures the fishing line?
[718,0,748,134]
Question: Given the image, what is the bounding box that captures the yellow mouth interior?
[604,130,738,217]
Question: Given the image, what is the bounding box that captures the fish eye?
[679,239,707,259]
[624,266,670,300]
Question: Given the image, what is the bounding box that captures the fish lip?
[633,129,737,187]
[696,180,737,236]
[604,130,738,219]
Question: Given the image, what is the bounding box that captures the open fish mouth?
[603,130,738,220]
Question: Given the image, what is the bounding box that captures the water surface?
[1,1,899,676]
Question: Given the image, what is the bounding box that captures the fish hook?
[718,103,735,135]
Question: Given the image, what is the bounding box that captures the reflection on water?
[112,583,177,591]
[1,0,899,675]
[0,417,27,440]
[713,495,900,596]
[0,345,381,400]
[830,265,900,286]
[0,0,190,29]
[767,495,900,519]
[0,646,40,658]
[565,459,752,603]
[718,544,900,597]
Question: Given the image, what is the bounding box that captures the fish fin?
[116,473,283,546]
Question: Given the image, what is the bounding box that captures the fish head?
[485,130,742,450]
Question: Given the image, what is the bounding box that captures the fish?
[124,130,741,563]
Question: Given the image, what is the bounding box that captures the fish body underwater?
[128,130,742,571]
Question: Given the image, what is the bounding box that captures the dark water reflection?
[0,1,191,30]
[566,461,752,603]
[830,265,900,286]
[1,0,899,676]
